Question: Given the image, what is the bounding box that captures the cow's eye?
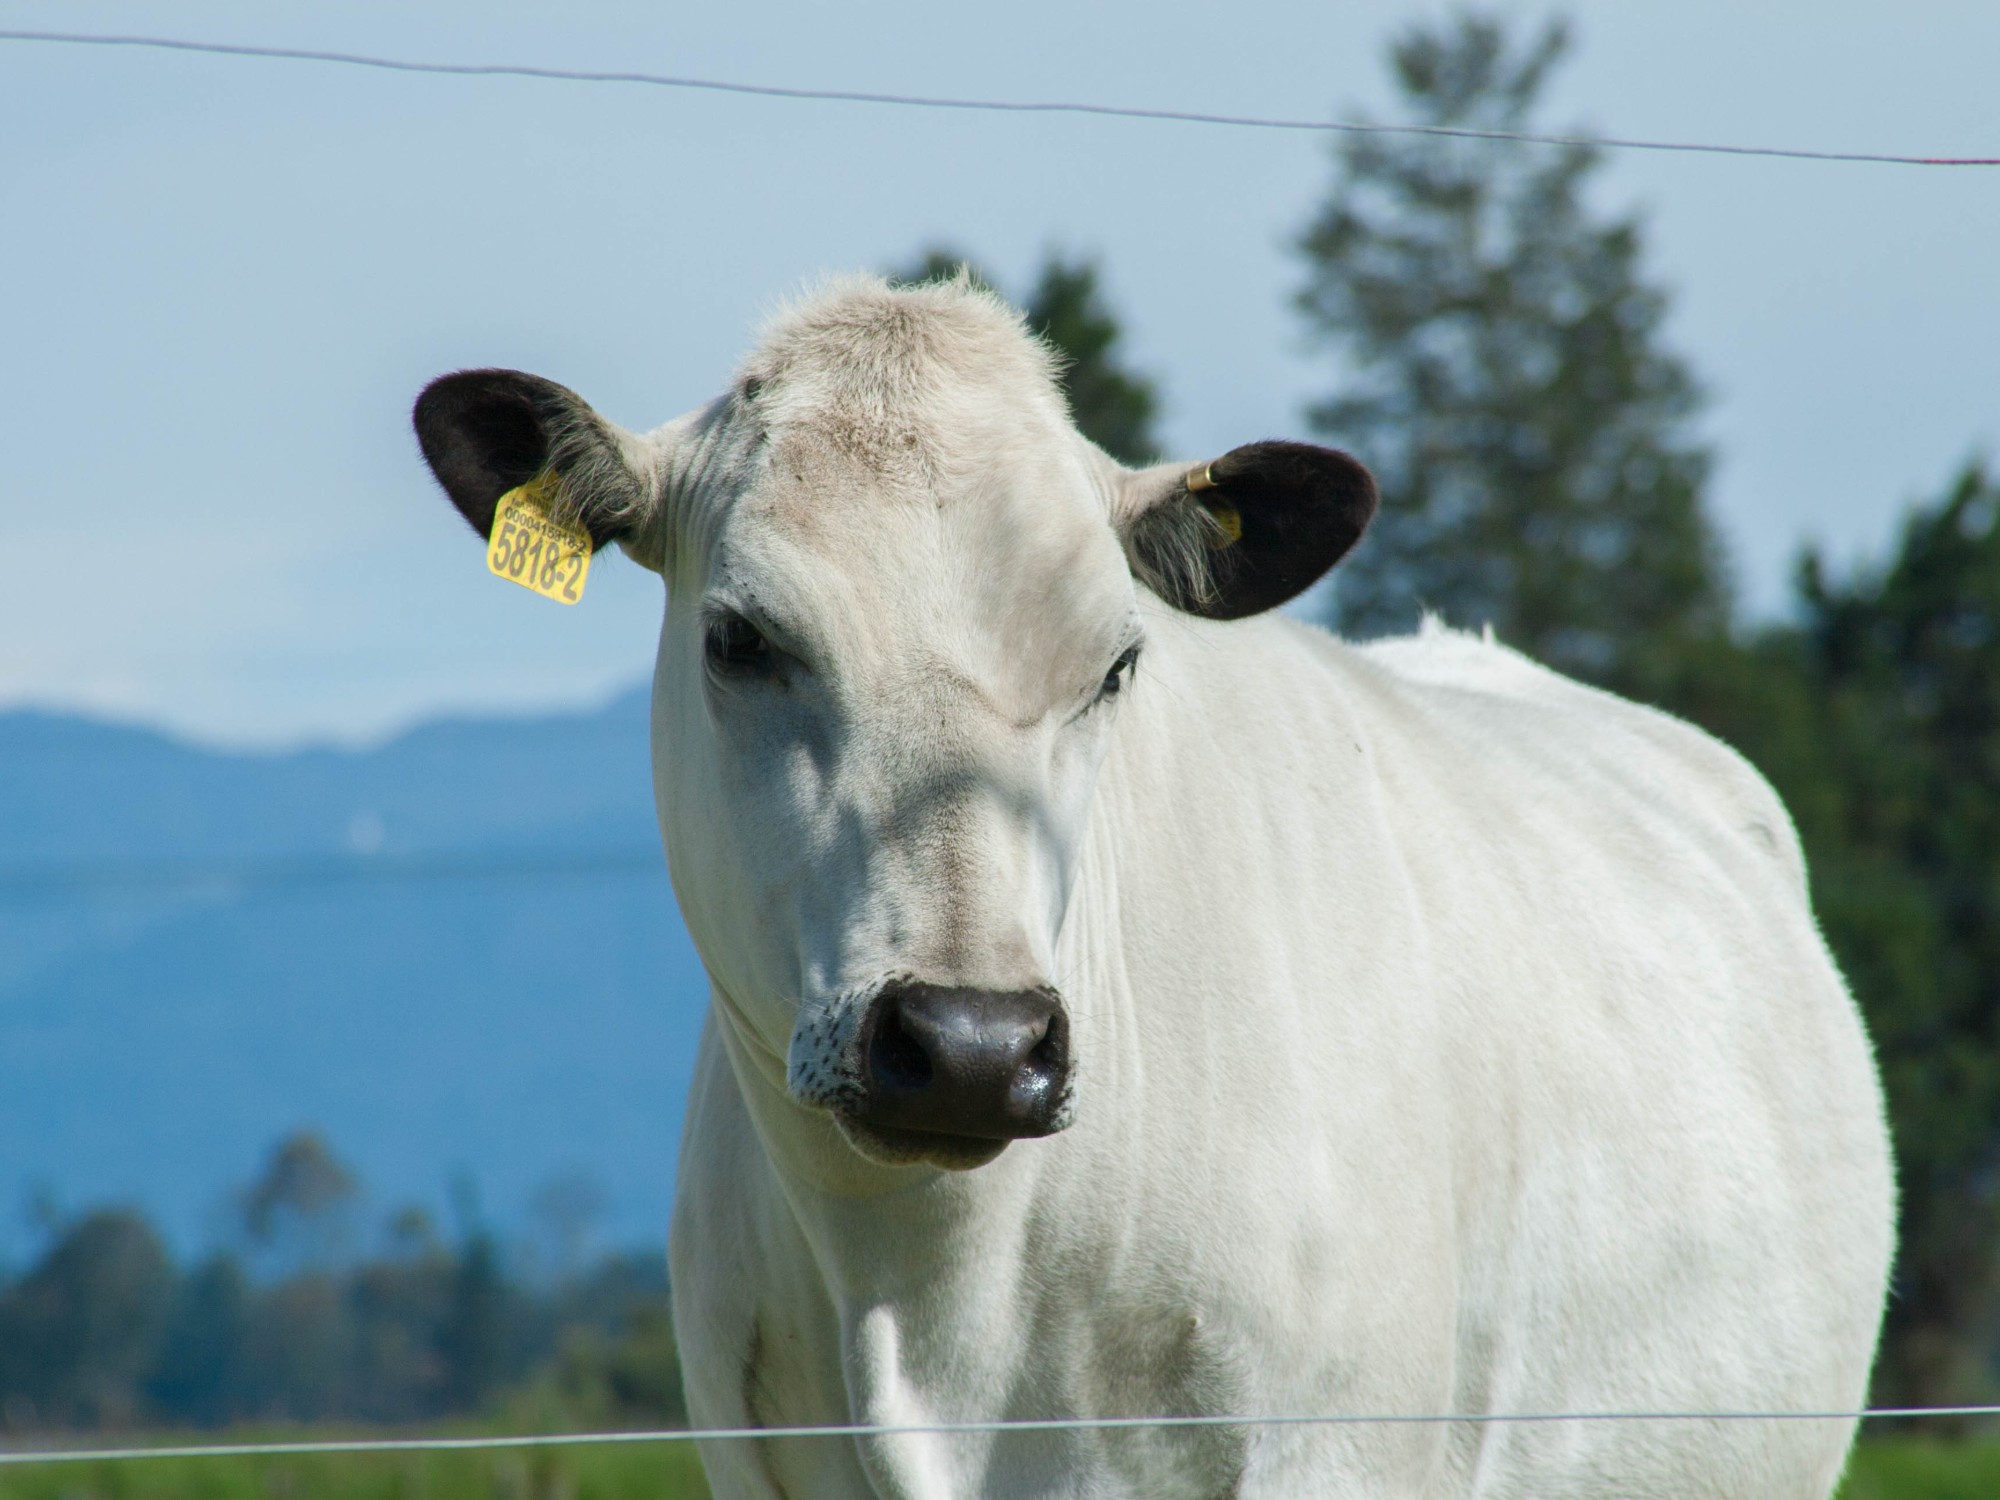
[1098,646,1140,703]
[705,613,774,677]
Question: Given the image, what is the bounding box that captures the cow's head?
[414,277,1373,1170]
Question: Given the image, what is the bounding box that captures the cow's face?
[415,279,1372,1170]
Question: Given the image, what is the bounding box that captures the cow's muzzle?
[848,981,1071,1145]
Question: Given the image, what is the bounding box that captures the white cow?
[415,276,1893,1498]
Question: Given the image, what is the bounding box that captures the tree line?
[905,13,1999,1412]
[0,1133,683,1433]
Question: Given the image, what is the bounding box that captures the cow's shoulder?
[1345,618,1807,891]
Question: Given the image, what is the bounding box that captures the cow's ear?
[1113,441,1377,620]
[413,369,664,568]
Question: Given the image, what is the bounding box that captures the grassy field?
[0,1441,712,1500]
[1840,1436,2000,1500]
[0,1434,1991,1498]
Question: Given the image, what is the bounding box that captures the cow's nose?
[854,982,1071,1141]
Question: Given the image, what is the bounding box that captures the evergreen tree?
[148,1255,253,1425]
[439,1231,509,1410]
[1296,15,1730,686]
[1790,462,2000,1406]
[891,249,1162,464]
[1291,9,2000,1407]
[0,1210,173,1429]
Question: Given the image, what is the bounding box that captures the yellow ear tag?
[1203,499,1244,550]
[486,470,592,605]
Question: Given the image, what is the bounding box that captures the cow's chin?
[835,1117,1013,1171]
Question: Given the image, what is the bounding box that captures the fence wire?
[4,1406,2000,1468]
[2,29,1997,168]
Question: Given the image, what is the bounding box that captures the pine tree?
[1296,15,1729,687]
[1791,462,2000,1406]
[891,249,1161,465]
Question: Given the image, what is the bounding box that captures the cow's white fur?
[575,276,1889,1497]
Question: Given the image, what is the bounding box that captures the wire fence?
[5,1405,2000,1468]
[3,29,1997,168]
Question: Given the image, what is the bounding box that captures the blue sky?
[4,1,1997,747]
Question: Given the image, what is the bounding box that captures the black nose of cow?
[854,982,1071,1140]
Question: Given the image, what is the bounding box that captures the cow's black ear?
[412,369,655,552]
[1119,440,1377,620]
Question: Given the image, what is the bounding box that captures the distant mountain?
[0,689,712,1260]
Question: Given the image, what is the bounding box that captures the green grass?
[0,1439,711,1500]
[1840,1436,2000,1500]
[0,1433,1990,1498]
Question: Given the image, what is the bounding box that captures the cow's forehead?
[710,275,1099,529]
[736,273,1069,444]
[711,432,1133,718]
[691,276,1132,699]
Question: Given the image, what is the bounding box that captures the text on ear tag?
[487,470,592,605]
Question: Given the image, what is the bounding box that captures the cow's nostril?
[851,982,1072,1142]
[1027,1012,1065,1070]
[869,1006,933,1092]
